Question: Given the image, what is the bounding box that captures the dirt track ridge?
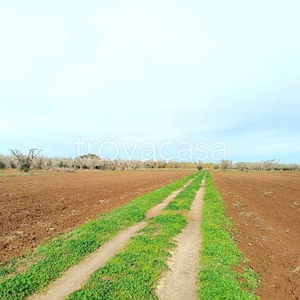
[156,177,205,300]
[28,181,193,300]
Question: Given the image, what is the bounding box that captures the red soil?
[211,171,300,300]
[0,170,194,263]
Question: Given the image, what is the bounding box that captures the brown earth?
[211,171,300,300]
[0,170,194,263]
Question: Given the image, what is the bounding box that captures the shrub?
[0,155,7,169]
[196,161,203,171]
[8,159,17,169]
[0,161,6,169]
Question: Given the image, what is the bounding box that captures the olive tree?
[10,148,41,172]
[235,161,248,171]
[263,159,281,171]
[220,159,232,171]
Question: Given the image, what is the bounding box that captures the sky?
[1,0,299,162]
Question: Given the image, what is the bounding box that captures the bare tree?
[235,161,248,171]
[220,159,232,171]
[263,159,281,171]
[10,148,41,172]
[157,160,167,169]
[144,159,155,169]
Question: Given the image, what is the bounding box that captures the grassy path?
[0,173,198,300]
[66,172,205,299]
[156,175,206,300]
[29,186,194,300]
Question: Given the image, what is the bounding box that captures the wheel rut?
[156,177,205,300]
[29,179,195,300]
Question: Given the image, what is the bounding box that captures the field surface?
[211,171,300,300]
[0,170,193,262]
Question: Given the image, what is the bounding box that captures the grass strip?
[0,172,197,300]
[66,171,204,299]
[67,214,187,300]
[198,172,260,299]
[164,171,205,211]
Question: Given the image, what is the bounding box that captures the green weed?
[198,172,260,299]
[164,171,205,211]
[67,214,187,300]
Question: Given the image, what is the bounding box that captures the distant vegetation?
[0,150,202,172]
[0,150,299,173]
[215,159,299,172]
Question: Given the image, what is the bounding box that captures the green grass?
[66,171,204,299]
[67,214,187,300]
[198,172,260,300]
[0,172,198,300]
[164,171,205,211]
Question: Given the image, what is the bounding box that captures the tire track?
[29,179,196,300]
[156,177,205,300]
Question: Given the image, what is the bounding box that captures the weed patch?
[164,171,205,211]
[198,172,259,299]
[67,214,187,300]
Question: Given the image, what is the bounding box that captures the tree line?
[0,149,298,173]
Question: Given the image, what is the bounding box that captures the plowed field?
[0,170,193,263]
[211,171,300,300]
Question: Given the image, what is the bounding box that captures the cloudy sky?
[1,0,299,162]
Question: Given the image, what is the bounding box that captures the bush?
[32,157,43,170]
[58,160,68,168]
[0,155,7,169]
[8,159,17,169]
[0,160,6,169]
[19,163,31,172]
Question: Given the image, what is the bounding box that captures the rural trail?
[157,176,206,300]
[28,179,195,300]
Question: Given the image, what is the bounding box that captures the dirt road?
[157,177,205,299]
